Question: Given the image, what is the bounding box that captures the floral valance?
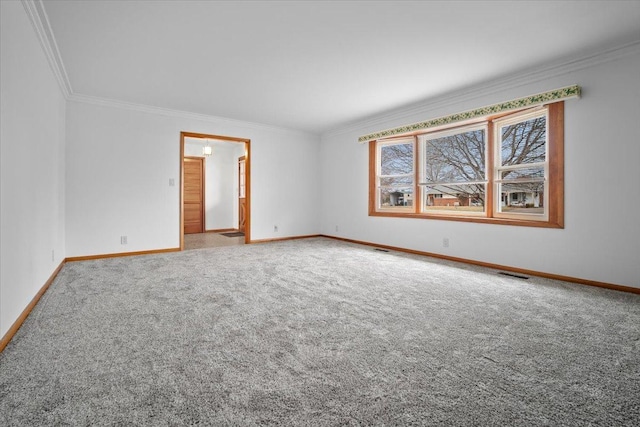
[358,85,581,143]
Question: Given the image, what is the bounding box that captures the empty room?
[1,0,639,425]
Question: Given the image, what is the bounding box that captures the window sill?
[369,211,563,228]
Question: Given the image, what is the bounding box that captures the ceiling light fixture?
[202,140,212,157]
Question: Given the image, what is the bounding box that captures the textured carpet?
[1,237,639,425]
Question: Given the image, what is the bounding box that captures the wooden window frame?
[368,101,564,228]
[374,137,416,213]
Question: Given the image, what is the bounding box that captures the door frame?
[238,155,247,233]
[180,131,251,249]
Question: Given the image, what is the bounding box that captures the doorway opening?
[180,132,251,250]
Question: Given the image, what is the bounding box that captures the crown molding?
[322,39,640,140]
[67,93,319,137]
[20,0,638,141]
[21,0,72,98]
[21,0,316,138]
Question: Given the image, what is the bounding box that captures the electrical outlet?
[335,225,339,232]
[169,178,175,186]
[273,225,278,232]
[121,236,128,245]
[443,238,449,248]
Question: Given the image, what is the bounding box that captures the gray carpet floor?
[1,237,638,425]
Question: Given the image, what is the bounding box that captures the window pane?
[424,129,485,183]
[500,167,544,181]
[423,184,485,212]
[380,176,413,187]
[501,116,546,166]
[380,187,413,208]
[499,181,544,213]
[381,143,413,175]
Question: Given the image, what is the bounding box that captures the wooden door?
[184,156,204,234]
[238,156,246,233]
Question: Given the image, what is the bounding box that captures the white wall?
[1,1,67,338]
[184,139,240,230]
[206,143,235,230]
[65,101,320,257]
[320,47,640,289]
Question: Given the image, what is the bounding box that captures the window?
[420,124,487,215]
[494,109,547,220]
[369,102,564,227]
[374,138,415,211]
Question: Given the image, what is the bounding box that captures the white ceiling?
[42,1,640,134]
